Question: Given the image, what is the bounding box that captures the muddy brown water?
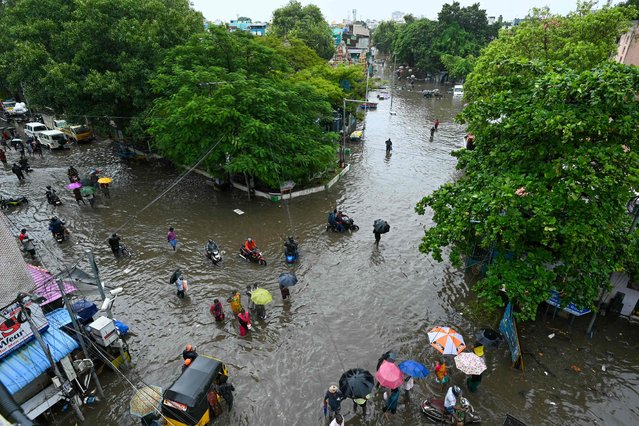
[1,74,638,426]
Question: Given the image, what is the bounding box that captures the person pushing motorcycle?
[444,385,462,423]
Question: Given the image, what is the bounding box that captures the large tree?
[416,4,639,320]
[0,0,203,121]
[147,27,339,189]
[270,1,334,60]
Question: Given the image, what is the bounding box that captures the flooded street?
[2,74,638,426]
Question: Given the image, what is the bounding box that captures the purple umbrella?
[66,182,82,190]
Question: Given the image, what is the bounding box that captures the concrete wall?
[604,272,639,317]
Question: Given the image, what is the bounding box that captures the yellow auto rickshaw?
[162,356,228,426]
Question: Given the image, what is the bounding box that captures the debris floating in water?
[548,333,555,339]
[234,209,244,215]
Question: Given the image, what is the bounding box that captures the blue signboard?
[546,290,591,317]
[499,302,523,368]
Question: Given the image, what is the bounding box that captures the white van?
[25,122,48,138]
[453,85,464,97]
[39,130,68,149]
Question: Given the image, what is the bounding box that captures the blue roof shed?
[0,309,78,395]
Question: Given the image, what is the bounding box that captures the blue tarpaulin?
[0,309,79,395]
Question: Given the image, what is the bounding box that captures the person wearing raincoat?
[237,308,251,336]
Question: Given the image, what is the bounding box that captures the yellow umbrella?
[98,177,112,184]
[250,288,273,305]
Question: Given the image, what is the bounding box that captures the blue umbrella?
[398,360,430,378]
[278,272,298,287]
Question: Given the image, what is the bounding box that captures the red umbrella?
[374,360,403,389]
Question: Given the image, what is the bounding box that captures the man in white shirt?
[444,385,461,422]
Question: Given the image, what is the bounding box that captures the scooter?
[421,396,481,424]
[0,196,28,209]
[239,246,267,266]
[46,192,62,206]
[205,241,222,264]
[284,248,298,264]
[53,229,68,243]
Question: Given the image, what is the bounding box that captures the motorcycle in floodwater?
[421,396,481,424]
[46,191,62,206]
[284,249,298,264]
[327,215,360,232]
[0,196,28,209]
[239,246,267,266]
[205,240,222,264]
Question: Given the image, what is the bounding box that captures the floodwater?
[1,73,638,426]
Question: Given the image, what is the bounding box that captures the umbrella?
[98,177,112,184]
[250,288,273,305]
[428,326,466,355]
[66,182,82,190]
[339,368,374,399]
[454,352,487,375]
[374,360,403,389]
[475,328,502,349]
[80,186,97,196]
[278,272,298,287]
[129,385,162,418]
[398,360,430,379]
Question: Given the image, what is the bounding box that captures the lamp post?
[389,52,397,114]
[341,97,368,167]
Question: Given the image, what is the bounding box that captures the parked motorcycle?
[239,246,267,266]
[327,215,360,232]
[421,396,481,424]
[0,196,28,209]
[205,240,222,264]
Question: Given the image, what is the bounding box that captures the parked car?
[39,130,68,149]
[453,85,464,97]
[24,122,48,139]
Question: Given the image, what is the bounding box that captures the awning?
[28,265,77,306]
[0,309,79,395]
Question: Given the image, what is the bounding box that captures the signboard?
[546,290,591,316]
[499,302,524,369]
[0,300,49,359]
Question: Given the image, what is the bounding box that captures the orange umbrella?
[427,326,466,355]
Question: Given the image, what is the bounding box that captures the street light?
[341,97,368,167]
[389,52,397,114]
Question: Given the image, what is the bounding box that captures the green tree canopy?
[373,2,499,80]
[0,0,203,120]
[465,3,632,101]
[270,1,334,59]
[147,27,339,189]
[416,4,639,320]
[371,21,398,55]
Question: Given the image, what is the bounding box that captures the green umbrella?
[80,186,97,196]
[250,288,273,305]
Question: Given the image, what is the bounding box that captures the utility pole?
[84,249,129,367]
[54,278,104,398]
[341,98,368,167]
[17,295,85,422]
[389,53,397,114]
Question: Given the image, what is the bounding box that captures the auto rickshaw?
[162,356,228,426]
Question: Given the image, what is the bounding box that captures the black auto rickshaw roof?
[164,356,223,407]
